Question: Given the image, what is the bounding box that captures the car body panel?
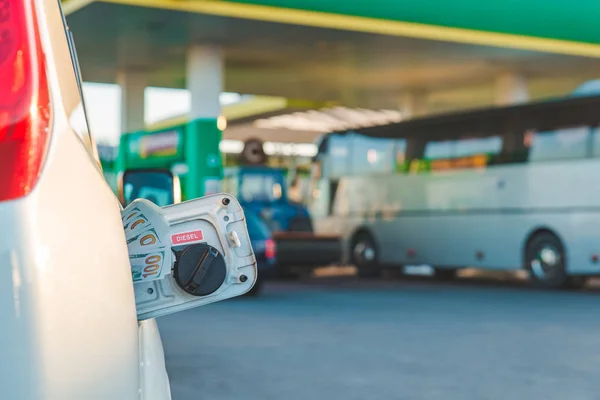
[0,0,171,398]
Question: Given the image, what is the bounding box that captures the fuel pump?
[122,193,257,320]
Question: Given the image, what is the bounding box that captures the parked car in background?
[244,208,277,295]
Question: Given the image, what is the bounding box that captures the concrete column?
[184,45,224,199]
[117,71,147,133]
[187,46,223,119]
[494,72,529,106]
[399,90,428,119]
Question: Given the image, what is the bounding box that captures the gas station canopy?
[64,0,600,113]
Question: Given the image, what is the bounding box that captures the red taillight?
[0,0,51,201]
[265,238,276,260]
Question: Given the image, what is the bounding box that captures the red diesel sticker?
[171,230,204,245]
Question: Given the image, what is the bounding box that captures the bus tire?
[351,232,381,279]
[525,232,570,289]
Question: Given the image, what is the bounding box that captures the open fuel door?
[118,169,257,320]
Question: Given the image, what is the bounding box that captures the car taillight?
[0,0,51,201]
[265,238,276,260]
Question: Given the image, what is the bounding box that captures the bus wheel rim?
[530,245,560,279]
[354,242,375,264]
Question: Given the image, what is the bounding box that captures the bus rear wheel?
[352,232,381,279]
[525,232,573,289]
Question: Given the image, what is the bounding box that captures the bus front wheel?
[524,232,582,289]
[352,232,381,279]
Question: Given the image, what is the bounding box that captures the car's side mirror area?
[118,168,181,207]
[118,169,257,320]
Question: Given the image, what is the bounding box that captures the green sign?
[122,127,185,169]
[116,119,223,201]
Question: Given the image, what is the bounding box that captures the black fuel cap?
[173,243,227,296]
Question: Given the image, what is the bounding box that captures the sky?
[80,82,242,145]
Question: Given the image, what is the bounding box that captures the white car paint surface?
[0,0,171,398]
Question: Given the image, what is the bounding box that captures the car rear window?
[59,1,95,157]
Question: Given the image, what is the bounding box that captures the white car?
[0,1,256,398]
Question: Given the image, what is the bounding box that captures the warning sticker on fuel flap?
[171,230,204,245]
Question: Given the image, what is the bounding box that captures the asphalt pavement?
[159,275,600,400]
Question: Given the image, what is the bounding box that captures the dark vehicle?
[224,166,313,232]
[223,165,341,277]
[245,209,277,295]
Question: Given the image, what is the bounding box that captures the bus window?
[326,134,350,179]
[528,126,590,162]
[425,136,503,160]
[394,139,407,161]
[457,136,502,158]
[349,134,397,175]
[419,136,502,172]
[425,140,453,159]
[394,139,409,172]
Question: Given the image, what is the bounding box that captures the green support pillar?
[184,118,223,199]
[185,44,224,200]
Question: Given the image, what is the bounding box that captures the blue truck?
[223,165,340,277]
[223,165,313,232]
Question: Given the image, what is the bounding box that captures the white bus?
[308,92,600,289]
